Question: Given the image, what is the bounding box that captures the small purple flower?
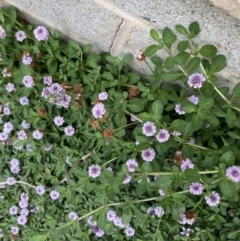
[32,130,43,140]
[69,211,78,220]
[147,207,155,216]
[88,165,101,178]
[106,210,117,221]
[3,107,11,115]
[20,192,29,201]
[11,158,20,166]
[154,206,165,217]
[6,83,16,92]
[49,83,63,94]
[205,191,220,207]
[106,166,113,172]
[98,92,108,101]
[181,227,191,236]
[15,30,27,42]
[36,185,45,195]
[0,132,8,141]
[188,95,199,105]
[141,147,156,162]
[189,182,204,195]
[20,208,29,216]
[87,215,96,226]
[158,189,165,196]
[33,26,49,41]
[175,104,185,115]
[11,226,19,235]
[11,165,20,174]
[226,165,240,182]
[126,158,138,172]
[54,116,64,126]
[142,121,156,137]
[189,138,195,144]
[17,130,27,140]
[43,76,52,86]
[22,76,35,88]
[156,129,170,143]
[44,144,53,152]
[179,214,195,225]
[2,68,11,77]
[113,216,125,228]
[9,205,18,215]
[41,87,51,98]
[21,120,30,129]
[188,73,206,89]
[125,226,135,237]
[64,125,75,136]
[7,177,16,185]
[92,225,104,237]
[50,190,60,200]
[17,215,27,225]
[180,158,194,171]
[92,102,106,119]
[19,200,28,209]
[3,122,14,134]
[26,143,33,152]
[22,53,33,65]
[0,26,6,39]
[19,97,29,105]
[122,174,132,184]
[172,130,181,136]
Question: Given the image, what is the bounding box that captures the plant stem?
[124,110,143,123]
[0,181,36,188]
[177,65,188,76]
[144,60,154,73]
[113,122,137,131]
[101,157,118,168]
[134,170,219,176]
[193,196,205,210]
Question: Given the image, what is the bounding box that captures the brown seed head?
[61,82,72,90]
[129,86,139,99]
[74,84,83,95]
[88,118,99,130]
[134,49,146,62]
[185,210,197,222]
[76,101,83,109]
[103,129,114,139]
[35,53,43,59]
[37,108,47,117]
[174,152,185,166]
[99,115,106,123]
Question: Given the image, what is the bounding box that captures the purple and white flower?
[36,185,45,195]
[154,206,165,217]
[122,174,132,184]
[106,210,116,221]
[50,190,60,200]
[189,182,204,195]
[159,189,165,196]
[175,104,185,115]
[9,205,18,215]
[33,26,49,41]
[3,122,14,134]
[11,158,20,166]
[180,158,194,171]
[54,116,64,126]
[11,165,20,174]
[21,120,30,129]
[11,226,19,235]
[7,177,16,185]
[64,125,75,136]
[113,216,125,228]
[15,30,27,42]
[98,92,108,101]
[141,147,156,162]
[188,73,206,89]
[19,200,28,209]
[22,76,35,88]
[6,83,16,92]
[22,53,33,65]
[88,165,101,178]
[92,103,106,119]
[226,165,240,183]
[180,227,192,236]
[156,129,170,143]
[32,130,43,140]
[43,76,52,86]
[142,121,156,137]
[3,107,11,115]
[126,159,138,172]
[17,130,27,140]
[19,97,29,105]
[125,226,135,237]
[0,26,6,39]
[69,211,78,220]
[0,132,8,141]
[188,95,199,105]
[205,191,220,207]
[17,215,27,225]
[92,225,104,237]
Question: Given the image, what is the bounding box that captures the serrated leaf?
[156,175,173,189]
[177,40,189,51]
[83,44,92,53]
[220,178,237,200]
[209,55,227,74]
[187,57,200,72]
[175,25,188,35]
[150,29,160,41]
[162,27,177,48]
[199,45,217,58]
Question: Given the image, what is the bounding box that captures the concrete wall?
[3,0,240,88]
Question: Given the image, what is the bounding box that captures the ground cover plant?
[0,5,240,241]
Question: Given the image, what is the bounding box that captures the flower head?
[125,226,135,237]
[92,102,106,119]
[64,125,75,136]
[189,182,204,195]
[19,97,29,105]
[15,30,27,42]
[11,226,19,235]
[0,26,6,39]
[34,26,49,41]
[43,76,52,86]
[134,49,145,61]
[142,121,156,137]
[141,147,156,162]
[106,210,116,221]
[126,159,138,172]
[88,165,101,178]
[9,205,18,215]
[18,215,27,225]
[98,92,108,101]
[188,73,206,88]
[36,185,45,195]
[22,120,30,129]
[3,122,14,134]
[181,227,192,236]
[188,95,199,105]
[22,52,33,65]
[226,166,240,182]
[7,177,16,185]
[22,76,35,88]
[175,104,185,115]
[54,116,64,126]
[6,83,16,92]
[180,158,194,171]
[205,191,220,207]
[154,206,165,217]
[69,211,78,220]
[122,174,132,184]
[32,130,43,140]
[156,129,170,143]
[92,225,104,237]
[50,190,60,200]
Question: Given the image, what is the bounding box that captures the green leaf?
[150,29,160,41]
[227,132,240,140]
[97,208,107,229]
[199,45,217,58]
[201,81,214,97]
[162,27,177,48]
[174,52,190,65]
[122,53,132,65]
[83,44,92,53]
[156,175,174,189]
[29,235,47,241]
[175,25,188,35]
[231,82,240,100]
[227,230,240,240]
[171,119,187,132]
[151,56,162,67]
[226,108,236,128]
[209,55,227,74]
[187,57,200,72]
[162,71,183,81]
[69,39,80,49]
[128,98,148,113]
[177,41,189,52]
[165,56,175,70]
[220,151,235,167]
[191,115,204,131]
[151,100,163,121]
[121,211,132,224]
[189,21,200,36]
[183,105,196,113]
[219,178,237,200]
[198,98,214,112]
[144,45,159,57]
[184,169,200,182]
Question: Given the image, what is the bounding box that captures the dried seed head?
[103,129,114,139]
[76,101,83,109]
[129,86,139,99]
[185,210,197,222]
[174,152,185,166]
[134,49,146,62]
[99,115,106,123]
[88,118,99,130]
[35,53,43,59]
[74,84,83,95]
[62,82,72,90]
[37,108,47,117]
